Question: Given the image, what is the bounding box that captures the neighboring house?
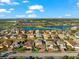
[12,42,20,48]
[60,44,66,52]
[46,41,54,52]
[0,44,3,49]
[24,41,32,51]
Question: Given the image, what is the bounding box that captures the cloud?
[28,14,37,18]
[0,0,19,5]
[12,2,19,5]
[23,0,29,3]
[26,10,33,14]
[0,9,11,13]
[58,16,62,18]
[0,0,11,4]
[16,15,26,18]
[65,13,71,17]
[77,2,79,7]
[26,5,44,14]
[0,8,14,13]
[29,5,44,12]
[9,8,14,11]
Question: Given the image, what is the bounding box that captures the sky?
[0,0,79,18]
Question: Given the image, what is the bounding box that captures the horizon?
[0,18,79,21]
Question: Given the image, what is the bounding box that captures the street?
[8,52,78,58]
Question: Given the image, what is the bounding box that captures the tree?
[44,56,54,59]
[76,56,79,59]
[17,56,25,59]
[62,55,69,59]
[68,56,74,59]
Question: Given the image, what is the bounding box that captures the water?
[22,26,71,30]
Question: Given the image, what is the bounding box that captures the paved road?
[8,52,78,58]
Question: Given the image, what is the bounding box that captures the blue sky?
[0,0,79,18]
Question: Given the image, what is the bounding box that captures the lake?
[22,26,71,30]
